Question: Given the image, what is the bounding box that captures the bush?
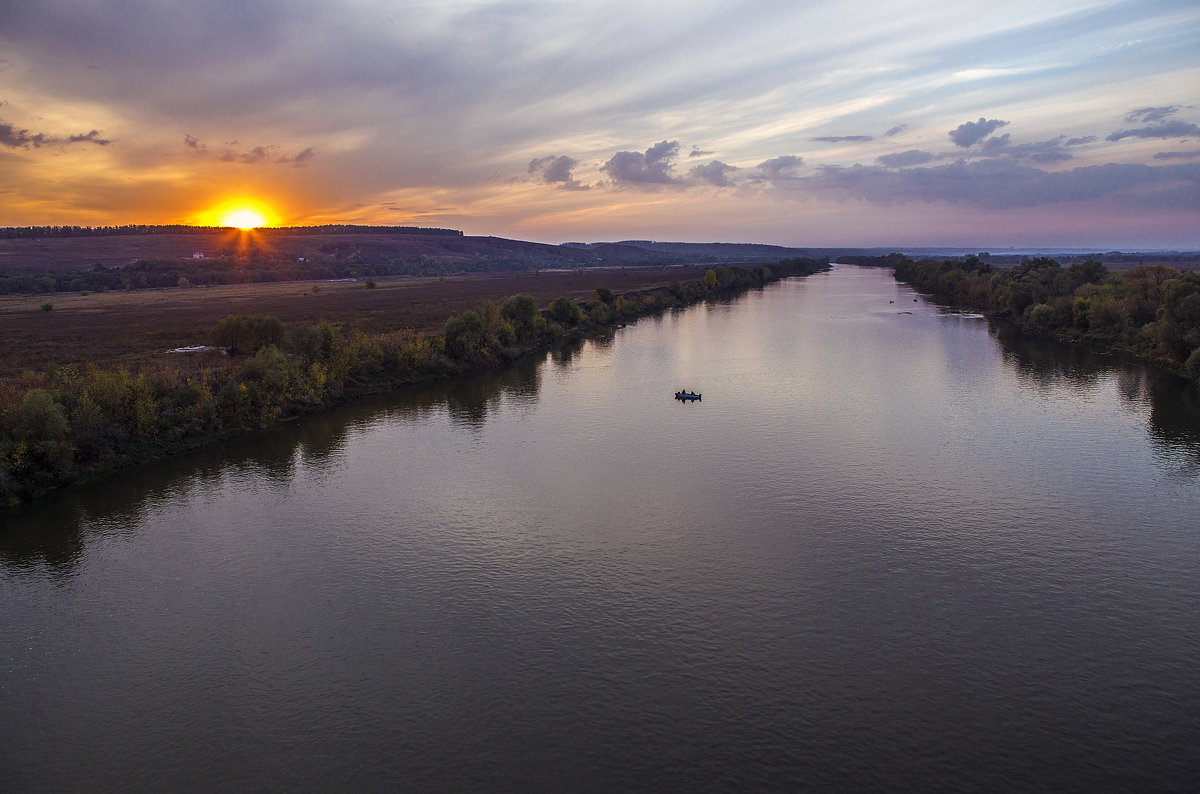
[1186,347,1200,381]
[549,296,584,327]
[212,314,284,355]
[18,389,70,441]
[40,302,53,312]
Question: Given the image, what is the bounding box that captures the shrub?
[18,389,70,441]
[212,314,284,355]
[549,296,584,327]
[1186,347,1200,381]
[40,302,53,312]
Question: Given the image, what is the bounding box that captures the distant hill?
[1,227,1195,285]
[0,227,837,277]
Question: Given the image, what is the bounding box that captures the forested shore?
[891,255,1200,381]
[0,259,828,507]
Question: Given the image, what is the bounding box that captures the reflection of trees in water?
[551,335,587,367]
[991,319,1200,474]
[0,350,549,572]
[991,320,1111,391]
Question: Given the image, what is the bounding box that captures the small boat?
[675,390,702,401]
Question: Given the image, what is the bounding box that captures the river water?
[3,265,1199,791]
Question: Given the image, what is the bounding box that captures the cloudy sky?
[2,0,1198,248]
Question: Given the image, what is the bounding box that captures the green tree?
[18,389,69,442]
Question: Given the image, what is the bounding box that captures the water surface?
[3,266,1199,791]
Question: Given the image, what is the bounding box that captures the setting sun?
[222,209,266,229]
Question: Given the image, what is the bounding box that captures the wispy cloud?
[1,120,112,148]
[812,135,873,143]
[1106,120,1200,142]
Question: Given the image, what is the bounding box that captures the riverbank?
[0,259,829,507]
[891,255,1200,384]
[0,265,721,378]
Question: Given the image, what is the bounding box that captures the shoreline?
[1,260,830,509]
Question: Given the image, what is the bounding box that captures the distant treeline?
[0,224,463,239]
[0,259,829,507]
[892,255,1200,380]
[0,252,568,295]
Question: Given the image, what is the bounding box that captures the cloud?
[602,140,681,185]
[1106,120,1200,141]
[1065,136,1098,146]
[194,138,315,166]
[884,125,906,137]
[689,160,737,187]
[66,130,113,145]
[1154,150,1200,161]
[812,135,873,143]
[529,154,587,190]
[876,149,934,168]
[757,155,804,178]
[688,147,714,157]
[977,135,1073,164]
[1125,106,1186,124]
[949,117,1009,147]
[800,159,1200,210]
[0,119,112,148]
[220,145,274,163]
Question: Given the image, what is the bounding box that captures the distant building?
[192,252,205,259]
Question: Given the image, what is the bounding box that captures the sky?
[1,0,1199,248]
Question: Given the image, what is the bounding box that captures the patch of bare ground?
[0,266,711,378]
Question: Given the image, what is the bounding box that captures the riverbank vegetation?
[0,259,828,507]
[892,255,1200,381]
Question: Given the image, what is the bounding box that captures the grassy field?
[0,266,710,378]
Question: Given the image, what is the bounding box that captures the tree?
[212,314,284,355]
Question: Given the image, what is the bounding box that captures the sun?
[222,209,267,229]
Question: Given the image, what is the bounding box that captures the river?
[3,265,1199,791]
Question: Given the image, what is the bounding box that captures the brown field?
[0,266,710,378]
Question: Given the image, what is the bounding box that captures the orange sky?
[2,1,1199,248]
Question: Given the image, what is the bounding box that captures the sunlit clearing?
[222,209,266,229]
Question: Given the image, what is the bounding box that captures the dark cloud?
[757,155,803,177]
[812,135,873,143]
[529,154,587,190]
[949,117,1009,147]
[602,140,681,185]
[1125,106,1185,124]
[885,125,906,137]
[1,119,111,148]
[688,147,714,157]
[1154,150,1200,161]
[184,133,206,149]
[689,160,736,187]
[1065,136,1097,146]
[0,122,40,147]
[293,146,316,164]
[1106,120,1200,141]
[876,149,934,168]
[66,130,113,145]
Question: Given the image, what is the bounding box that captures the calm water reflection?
[3,266,1199,792]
